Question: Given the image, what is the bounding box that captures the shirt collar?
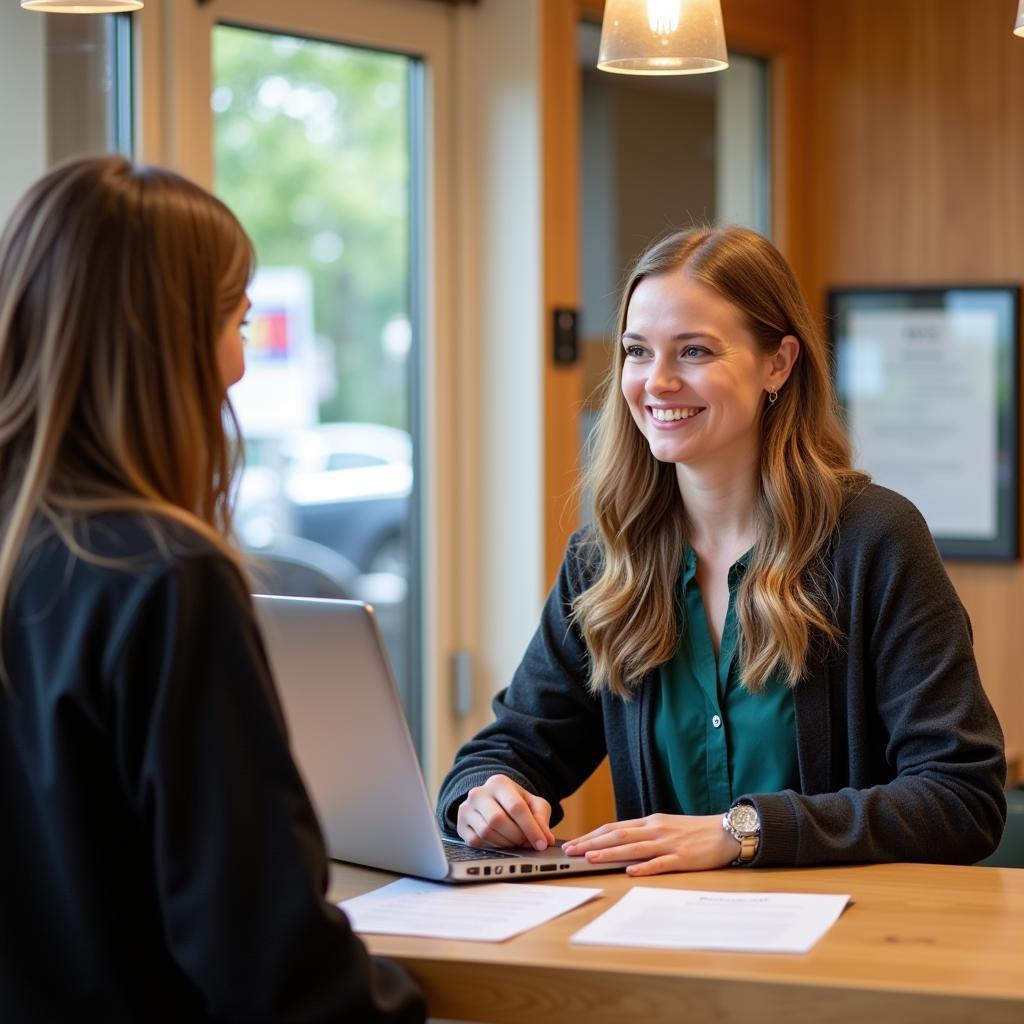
[682,543,754,587]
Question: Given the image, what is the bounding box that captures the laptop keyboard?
[442,840,520,862]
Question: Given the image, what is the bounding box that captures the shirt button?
[712,714,722,728]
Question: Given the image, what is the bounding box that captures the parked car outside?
[235,422,412,577]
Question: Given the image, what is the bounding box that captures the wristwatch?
[722,803,760,866]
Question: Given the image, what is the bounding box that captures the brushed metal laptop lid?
[254,594,635,883]
[253,595,451,880]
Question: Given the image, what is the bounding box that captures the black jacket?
[0,515,424,1022]
[439,485,1007,866]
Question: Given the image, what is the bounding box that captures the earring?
[768,387,779,405]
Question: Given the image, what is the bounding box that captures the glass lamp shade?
[598,0,728,75]
[1016,0,1024,37]
[21,1,142,11]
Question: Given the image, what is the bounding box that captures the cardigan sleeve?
[108,553,425,1023]
[744,486,1007,867]
[437,531,607,832]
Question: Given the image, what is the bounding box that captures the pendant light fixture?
[597,0,728,76]
[21,1,143,12]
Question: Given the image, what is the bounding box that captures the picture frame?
[828,285,1019,561]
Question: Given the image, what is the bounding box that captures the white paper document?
[571,888,850,955]
[339,878,603,942]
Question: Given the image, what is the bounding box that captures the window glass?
[47,12,132,162]
[0,8,131,225]
[212,25,420,728]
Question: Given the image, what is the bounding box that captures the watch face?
[729,804,760,836]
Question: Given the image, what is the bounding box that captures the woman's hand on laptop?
[456,774,557,852]
[561,814,737,874]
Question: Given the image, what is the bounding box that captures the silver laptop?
[253,594,632,883]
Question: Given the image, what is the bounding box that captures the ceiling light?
[598,0,728,76]
[21,1,143,13]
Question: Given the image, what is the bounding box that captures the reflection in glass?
[46,12,132,163]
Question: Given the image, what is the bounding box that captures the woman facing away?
[0,156,424,1022]
[439,226,1007,874]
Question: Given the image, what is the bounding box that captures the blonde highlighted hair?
[0,154,253,622]
[574,226,867,696]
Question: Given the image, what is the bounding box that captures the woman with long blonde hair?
[0,156,424,1022]
[439,226,1005,873]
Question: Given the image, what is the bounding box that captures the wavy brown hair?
[574,226,868,696]
[0,154,253,622]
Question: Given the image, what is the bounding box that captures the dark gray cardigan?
[438,485,1007,866]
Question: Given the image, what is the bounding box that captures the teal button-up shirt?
[653,545,799,815]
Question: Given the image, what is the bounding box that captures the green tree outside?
[212,26,411,432]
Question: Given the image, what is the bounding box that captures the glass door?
[146,0,458,768]
[212,23,420,729]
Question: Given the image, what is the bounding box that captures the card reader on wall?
[552,307,579,365]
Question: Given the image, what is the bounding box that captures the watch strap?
[731,833,759,866]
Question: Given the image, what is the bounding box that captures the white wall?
[0,5,47,227]
[457,0,545,709]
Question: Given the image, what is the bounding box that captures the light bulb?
[598,0,727,76]
[647,0,681,37]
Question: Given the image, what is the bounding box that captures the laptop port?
[507,866,515,873]
[494,865,503,874]
[540,865,557,872]
[558,864,570,869]
[467,867,480,875]
[520,864,533,874]
[483,867,491,876]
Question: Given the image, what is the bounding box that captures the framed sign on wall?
[829,285,1019,561]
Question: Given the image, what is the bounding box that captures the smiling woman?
[437,225,1007,878]
[619,273,798,475]
[578,226,854,698]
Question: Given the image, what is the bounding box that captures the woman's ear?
[767,334,800,391]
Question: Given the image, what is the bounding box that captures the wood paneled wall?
[543,0,584,593]
[808,0,1024,762]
